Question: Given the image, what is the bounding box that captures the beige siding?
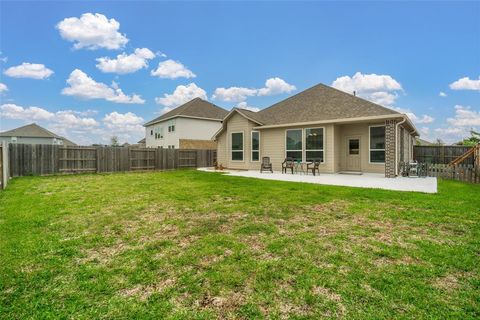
[216,132,227,167]
[337,122,386,174]
[216,115,406,175]
[260,124,335,173]
[216,113,258,169]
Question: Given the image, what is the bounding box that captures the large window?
[305,128,324,162]
[231,132,244,161]
[369,126,385,163]
[251,131,260,162]
[285,129,302,161]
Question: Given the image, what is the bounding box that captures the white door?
[346,137,361,171]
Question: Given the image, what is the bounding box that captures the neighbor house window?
[150,130,153,136]
[251,131,260,161]
[369,126,385,163]
[305,128,324,162]
[155,127,164,139]
[11,136,17,143]
[286,129,302,161]
[231,132,244,161]
[168,120,176,133]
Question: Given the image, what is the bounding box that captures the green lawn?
[1,170,479,319]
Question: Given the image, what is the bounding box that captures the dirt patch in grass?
[119,278,176,301]
[432,271,472,292]
[311,200,351,214]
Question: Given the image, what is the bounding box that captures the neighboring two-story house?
[144,98,228,149]
[0,123,76,146]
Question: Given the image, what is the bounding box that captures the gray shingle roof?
[0,123,77,145]
[144,98,228,126]
[249,83,400,126]
[0,123,62,138]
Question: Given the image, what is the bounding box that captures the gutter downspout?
[395,116,407,176]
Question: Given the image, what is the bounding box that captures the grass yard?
[1,170,479,319]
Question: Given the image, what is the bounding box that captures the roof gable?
[144,98,228,126]
[0,123,62,138]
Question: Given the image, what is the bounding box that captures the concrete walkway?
[198,168,437,193]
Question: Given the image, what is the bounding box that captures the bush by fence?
[414,145,474,165]
[8,144,216,177]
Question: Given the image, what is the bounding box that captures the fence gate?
[130,149,156,170]
[59,146,97,173]
[178,150,197,167]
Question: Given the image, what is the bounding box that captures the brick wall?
[385,120,397,178]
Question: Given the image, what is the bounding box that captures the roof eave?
[252,114,405,130]
[144,115,224,127]
[212,108,264,140]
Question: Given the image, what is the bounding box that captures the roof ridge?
[257,83,326,115]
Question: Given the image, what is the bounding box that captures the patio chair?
[307,160,320,176]
[282,157,295,174]
[260,156,273,173]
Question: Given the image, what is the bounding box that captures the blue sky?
[0,1,479,144]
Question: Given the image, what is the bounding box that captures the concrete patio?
[198,168,437,193]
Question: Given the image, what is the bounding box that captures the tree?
[110,136,119,147]
[459,130,480,146]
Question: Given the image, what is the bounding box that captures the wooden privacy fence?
[8,144,216,177]
[414,145,474,165]
[422,163,479,184]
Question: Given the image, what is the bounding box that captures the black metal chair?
[282,157,295,174]
[260,156,273,173]
[307,160,320,176]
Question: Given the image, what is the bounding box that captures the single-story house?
[0,123,76,146]
[214,83,418,177]
[144,98,228,149]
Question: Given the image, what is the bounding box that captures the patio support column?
[385,120,397,178]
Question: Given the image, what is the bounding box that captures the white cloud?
[236,101,260,112]
[419,127,430,137]
[55,110,98,128]
[159,107,174,115]
[62,69,145,104]
[257,77,296,96]
[439,91,447,97]
[212,87,257,103]
[0,104,98,129]
[449,76,480,91]
[102,111,144,141]
[363,91,398,106]
[0,103,148,144]
[332,72,403,106]
[432,105,480,143]
[151,59,196,79]
[393,106,434,125]
[212,77,295,102]
[0,103,54,121]
[0,83,7,93]
[56,13,128,50]
[446,105,480,127]
[4,63,54,79]
[155,83,207,108]
[407,113,434,124]
[96,48,155,74]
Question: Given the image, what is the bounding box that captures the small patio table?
[294,162,311,175]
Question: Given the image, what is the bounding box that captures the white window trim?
[285,129,303,161]
[369,125,386,164]
[231,131,244,162]
[251,130,260,162]
[284,128,326,163]
[305,127,325,163]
